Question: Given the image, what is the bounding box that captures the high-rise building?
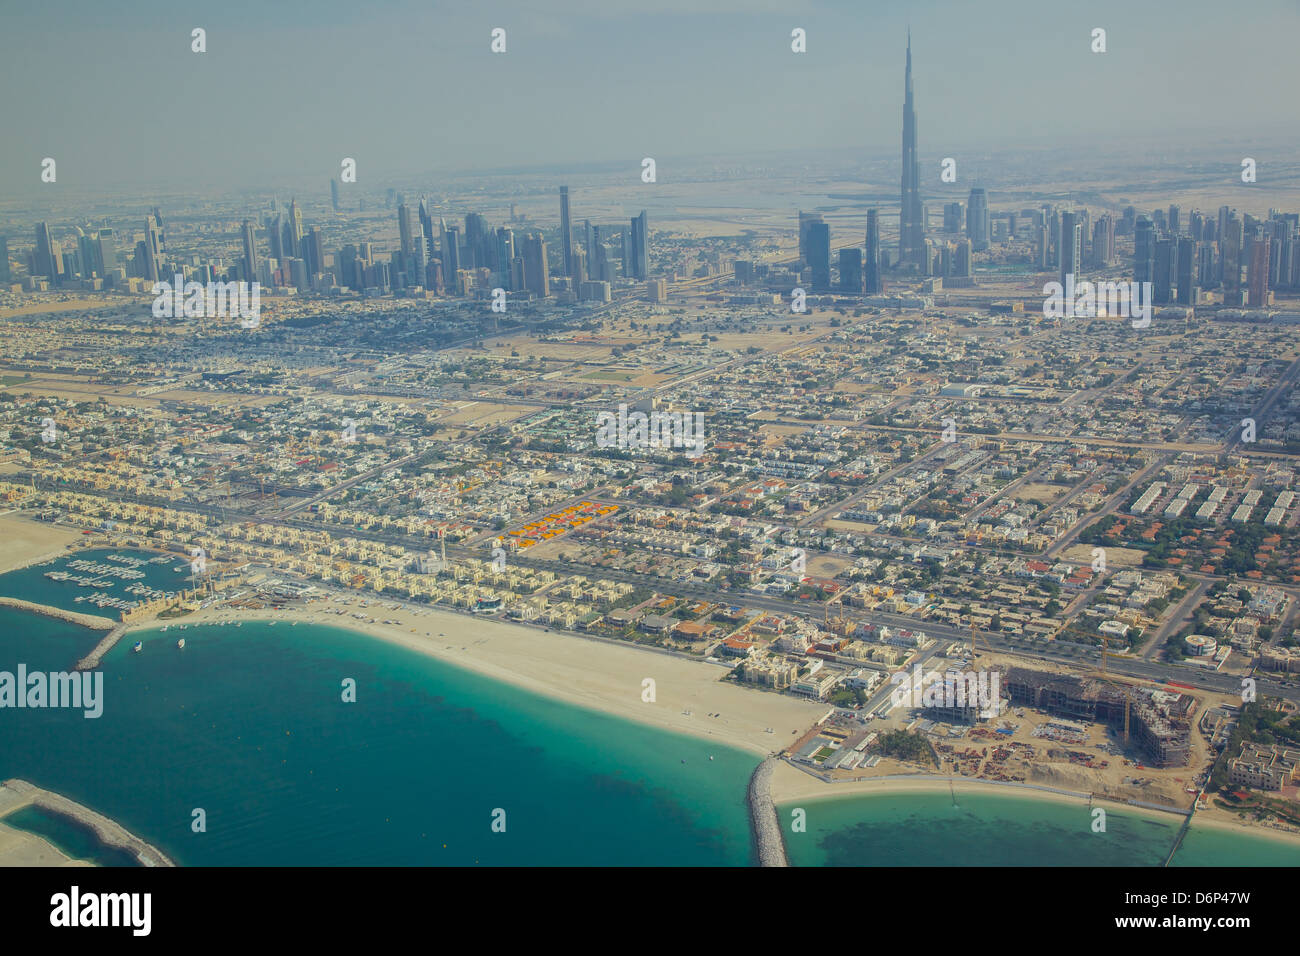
[419,199,433,254]
[943,202,963,234]
[1197,241,1216,289]
[807,222,831,291]
[0,235,10,283]
[954,239,973,277]
[1222,215,1242,291]
[591,226,611,283]
[559,186,573,277]
[96,229,117,280]
[1034,224,1049,270]
[143,213,165,282]
[864,209,882,294]
[304,227,324,279]
[1060,211,1081,286]
[1248,230,1271,307]
[241,219,259,282]
[966,188,990,251]
[522,234,549,297]
[398,203,413,258]
[1168,205,1181,236]
[495,228,515,288]
[464,213,489,269]
[75,232,96,279]
[898,32,925,270]
[838,248,863,293]
[267,216,284,261]
[629,211,649,280]
[1133,217,1156,288]
[330,179,340,212]
[1153,238,1175,304]
[442,227,461,283]
[1120,206,1137,236]
[798,211,824,265]
[1176,237,1196,305]
[571,246,587,286]
[288,199,303,257]
[33,222,57,282]
[1091,216,1114,268]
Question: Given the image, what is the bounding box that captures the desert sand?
[0,514,82,574]
[0,823,91,867]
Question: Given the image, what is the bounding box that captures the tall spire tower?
[899,31,925,271]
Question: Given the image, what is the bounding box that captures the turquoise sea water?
[0,604,756,865]
[2,549,1299,866]
[778,790,1300,867]
[4,804,142,868]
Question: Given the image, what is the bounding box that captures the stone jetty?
[0,597,115,630]
[0,779,174,867]
[74,624,128,671]
[747,757,789,867]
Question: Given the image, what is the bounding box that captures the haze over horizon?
[3,0,1299,197]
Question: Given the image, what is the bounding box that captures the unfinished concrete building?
[1002,667,1192,767]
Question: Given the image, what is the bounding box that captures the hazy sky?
[3,0,1298,194]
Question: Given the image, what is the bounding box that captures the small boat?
[709,755,714,761]
[161,625,169,632]
[133,641,143,653]
[177,638,185,649]
[680,759,686,764]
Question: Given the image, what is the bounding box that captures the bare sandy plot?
[0,823,92,867]
[0,514,82,574]
[1019,483,1069,506]
[437,402,534,427]
[1060,543,1146,567]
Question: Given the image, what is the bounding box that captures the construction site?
[1001,667,1194,768]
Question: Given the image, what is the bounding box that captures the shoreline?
[125,599,828,759]
[768,762,1300,850]
[0,779,174,867]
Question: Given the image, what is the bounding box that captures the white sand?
[135,598,828,757]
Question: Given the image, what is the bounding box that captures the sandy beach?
[116,591,1300,856]
[768,761,1300,849]
[130,596,828,758]
[769,760,1177,821]
[0,514,81,575]
[0,822,91,867]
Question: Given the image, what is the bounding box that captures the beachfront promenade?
[0,779,174,867]
[0,597,115,631]
[748,758,789,867]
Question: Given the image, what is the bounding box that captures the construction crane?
[1097,631,1133,746]
[824,587,847,628]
